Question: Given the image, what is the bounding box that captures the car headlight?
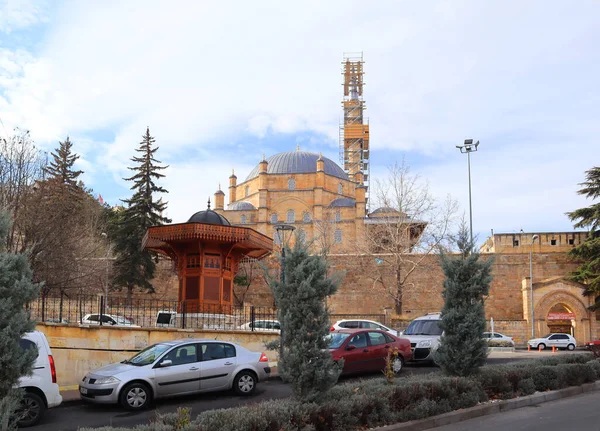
[417,340,432,348]
[94,376,120,384]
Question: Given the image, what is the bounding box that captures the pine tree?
[435,224,493,377]
[43,137,83,186]
[113,128,170,301]
[268,238,342,401]
[0,210,41,430]
[567,166,600,309]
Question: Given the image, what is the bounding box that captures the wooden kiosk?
[142,203,272,313]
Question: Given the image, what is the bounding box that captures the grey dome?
[227,201,256,211]
[188,210,231,226]
[369,207,400,215]
[329,197,356,208]
[246,151,348,181]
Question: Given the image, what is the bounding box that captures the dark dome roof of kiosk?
[329,197,356,208]
[187,209,231,226]
[227,201,256,211]
[246,151,348,181]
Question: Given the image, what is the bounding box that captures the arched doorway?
[546,303,575,336]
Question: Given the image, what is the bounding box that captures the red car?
[328,329,413,375]
[585,340,600,349]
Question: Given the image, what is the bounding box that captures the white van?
[401,313,443,363]
[17,331,62,427]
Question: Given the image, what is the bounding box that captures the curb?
[371,380,600,431]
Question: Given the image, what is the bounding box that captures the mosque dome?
[227,201,257,211]
[245,151,348,181]
[329,197,356,208]
[187,209,231,226]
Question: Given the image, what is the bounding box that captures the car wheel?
[233,370,257,396]
[567,343,575,351]
[538,343,546,350]
[119,382,152,410]
[17,392,46,427]
[392,356,404,374]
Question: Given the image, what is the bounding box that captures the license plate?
[80,387,88,395]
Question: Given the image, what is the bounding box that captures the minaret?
[214,184,225,210]
[228,169,237,205]
[340,52,370,213]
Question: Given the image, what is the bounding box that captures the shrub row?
[81,353,598,431]
[487,339,514,347]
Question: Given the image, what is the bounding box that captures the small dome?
[329,198,356,208]
[369,207,401,216]
[187,210,231,226]
[246,151,348,181]
[227,201,256,211]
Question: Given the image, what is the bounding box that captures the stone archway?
[531,278,594,345]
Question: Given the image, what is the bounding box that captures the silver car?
[79,339,271,409]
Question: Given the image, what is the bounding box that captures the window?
[383,333,396,343]
[245,186,249,197]
[340,321,359,329]
[288,178,296,190]
[240,214,247,224]
[368,332,387,346]
[513,240,519,247]
[551,239,557,246]
[270,213,278,224]
[334,229,342,244]
[335,211,341,223]
[87,315,99,322]
[302,212,311,223]
[569,238,575,245]
[201,343,236,361]
[286,209,295,223]
[338,183,343,194]
[187,253,200,268]
[163,344,198,366]
[19,338,37,354]
[348,333,368,348]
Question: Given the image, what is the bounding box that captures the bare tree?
[233,256,264,307]
[312,207,338,258]
[355,159,458,315]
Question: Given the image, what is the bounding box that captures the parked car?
[237,320,281,332]
[527,333,576,350]
[483,332,515,346]
[16,331,62,427]
[585,340,600,349]
[400,313,443,363]
[80,314,139,327]
[330,319,398,336]
[328,329,412,375]
[79,339,270,410]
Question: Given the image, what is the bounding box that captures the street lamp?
[530,234,539,338]
[456,139,480,247]
[274,223,296,364]
[101,233,111,315]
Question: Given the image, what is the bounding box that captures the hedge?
[80,353,599,431]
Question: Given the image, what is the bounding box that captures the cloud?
[0,0,47,33]
[0,0,598,232]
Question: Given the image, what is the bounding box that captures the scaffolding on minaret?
[339,52,370,213]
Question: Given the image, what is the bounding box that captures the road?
[32,353,567,431]
[431,390,600,430]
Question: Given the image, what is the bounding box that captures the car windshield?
[125,343,172,366]
[328,333,351,349]
[404,320,443,336]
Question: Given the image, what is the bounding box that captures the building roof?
[245,151,349,181]
[187,209,231,226]
[369,207,400,215]
[329,197,356,208]
[227,201,257,211]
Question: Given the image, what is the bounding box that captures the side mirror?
[159,359,172,368]
[346,345,356,351]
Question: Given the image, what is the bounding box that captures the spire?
[218,183,221,191]
[296,144,300,151]
[207,197,211,210]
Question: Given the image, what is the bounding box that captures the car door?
[366,331,389,370]
[153,344,201,397]
[556,334,569,348]
[341,332,371,373]
[548,334,561,348]
[199,343,237,391]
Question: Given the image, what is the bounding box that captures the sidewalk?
[59,364,280,405]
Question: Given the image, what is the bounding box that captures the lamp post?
[101,233,110,314]
[456,139,480,246]
[530,234,539,338]
[274,223,296,364]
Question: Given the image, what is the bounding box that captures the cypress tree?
[113,128,170,301]
[566,166,600,309]
[0,210,41,430]
[435,224,493,376]
[268,237,342,402]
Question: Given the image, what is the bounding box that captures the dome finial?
[296,144,300,151]
[262,153,266,161]
[319,152,323,160]
[218,183,221,191]
[207,197,211,210]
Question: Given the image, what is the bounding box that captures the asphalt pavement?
[430,389,600,431]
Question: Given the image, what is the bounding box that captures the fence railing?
[27,294,278,332]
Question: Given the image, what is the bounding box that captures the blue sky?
[0,0,599,246]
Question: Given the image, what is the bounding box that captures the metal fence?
[27,294,278,332]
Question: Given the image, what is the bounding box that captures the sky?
[0,0,598,246]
